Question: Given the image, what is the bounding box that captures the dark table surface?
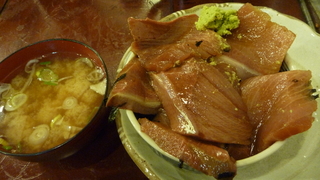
[0,0,312,179]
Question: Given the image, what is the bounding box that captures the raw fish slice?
[153,108,171,127]
[215,55,261,80]
[240,70,317,153]
[211,60,242,91]
[106,57,160,114]
[225,144,251,160]
[139,118,237,180]
[150,60,252,145]
[128,14,229,72]
[198,61,245,111]
[224,3,296,78]
[152,108,251,160]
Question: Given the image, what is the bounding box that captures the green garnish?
[0,137,9,146]
[36,68,59,85]
[43,81,58,86]
[195,6,240,36]
[50,114,63,128]
[2,145,12,150]
[39,61,51,65]
[4,93,28,111]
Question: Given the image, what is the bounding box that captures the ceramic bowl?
[117,2,320,179]
[0,39,110,161]
[126,110,285,168]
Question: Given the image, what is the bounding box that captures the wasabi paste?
[195,6,240,36]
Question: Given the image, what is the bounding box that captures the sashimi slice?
[128,14,230,72]
[225,144,251,160]
[153,108,171,127]
[224,3,296,77]
[150,59,252,145]
[240,70,317,153]
[152,108,251,160]
[215,55,262,80]
[139,118,237,180]
[106,57,160,114]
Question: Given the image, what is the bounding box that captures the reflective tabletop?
[0,0,313,179]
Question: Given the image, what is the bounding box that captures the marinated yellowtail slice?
[240,70,318,154]
[150,59,252,145]
[223,3,296,79]
[106,57,161,114]
[128,14,229,72]
[139,118,237,180]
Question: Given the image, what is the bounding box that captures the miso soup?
[0,53,106,154]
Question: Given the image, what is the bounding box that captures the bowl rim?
[0,38,109,158]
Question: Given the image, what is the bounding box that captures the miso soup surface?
[0,53,106,154]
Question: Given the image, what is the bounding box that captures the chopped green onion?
[62,96,78,110]
[36,68,59,83]
[2,145,12,150]
[87,68,104,83]
[39,61,51,65]
[28,124,50,146]
[76,57,94,68]
[43,81,58,86]
[50,114,63,128]
[0,137,9,146]
[5,93,28,111]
